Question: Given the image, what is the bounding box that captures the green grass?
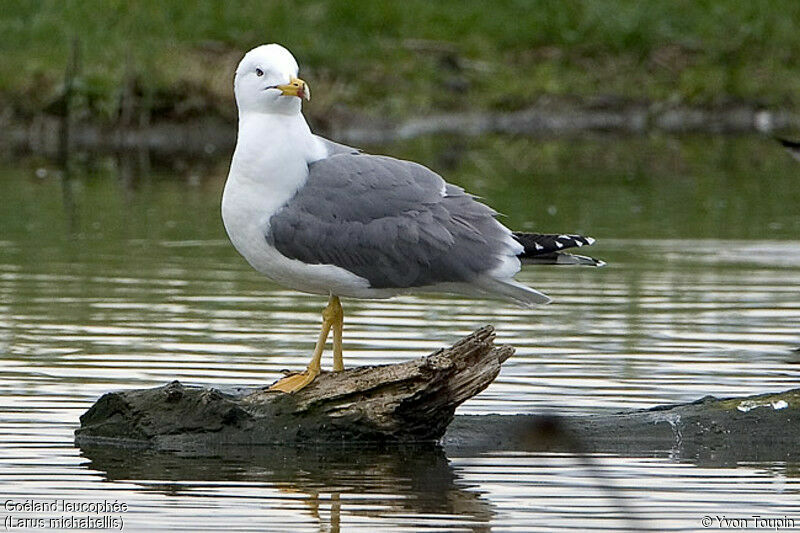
[3,0,800,124]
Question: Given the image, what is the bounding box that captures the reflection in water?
[2,135,800,530]
[59,165,78,236]
[79,444,493,532]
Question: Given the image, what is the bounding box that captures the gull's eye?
[255,68,264,77]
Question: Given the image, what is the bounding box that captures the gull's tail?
[474,232,603,308]
[513,232,605,267]
[476,277,552,307]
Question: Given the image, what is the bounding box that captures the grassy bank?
[2,0,800,127]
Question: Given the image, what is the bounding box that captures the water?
[1,135,800,531]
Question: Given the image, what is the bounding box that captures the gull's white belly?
[221,115,385,298]
[221,176,385,298]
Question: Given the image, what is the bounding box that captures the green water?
[1,134,799,531]
[4,134,799,250]
[385,134,800,239]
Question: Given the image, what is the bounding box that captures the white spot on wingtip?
[534,243,543,250]
[555,241,563,248]
[586,237,596,245]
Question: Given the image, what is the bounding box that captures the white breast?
[221,113,374,297]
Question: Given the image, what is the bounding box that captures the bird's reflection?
[78,443,493,532]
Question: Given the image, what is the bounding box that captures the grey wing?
[265,152,515,289]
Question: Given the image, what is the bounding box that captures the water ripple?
[2,238,799,530]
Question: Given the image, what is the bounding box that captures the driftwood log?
[76,326,512,449]
[76,326,800,464]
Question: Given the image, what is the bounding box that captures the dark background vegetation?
[2,0,799,130]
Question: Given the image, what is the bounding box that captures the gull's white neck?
[222,110,328,263]
[229,111,326,184]
[221,106,370,295]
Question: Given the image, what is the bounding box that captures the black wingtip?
[777,137,800,149]
[512,232,596,256]
[520,251,606,267]
[777,137,800,162]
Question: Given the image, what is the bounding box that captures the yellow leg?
[269,295,343,393]
[331,296,344,372]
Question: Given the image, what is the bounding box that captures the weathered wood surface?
[75,326,513,449]
[75,325,799,463]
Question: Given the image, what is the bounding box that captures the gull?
[778,138,800,163]
[221,44,603,393]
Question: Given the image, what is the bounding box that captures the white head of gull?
[221,43,602,393]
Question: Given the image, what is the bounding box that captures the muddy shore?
[6,101,800,158]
